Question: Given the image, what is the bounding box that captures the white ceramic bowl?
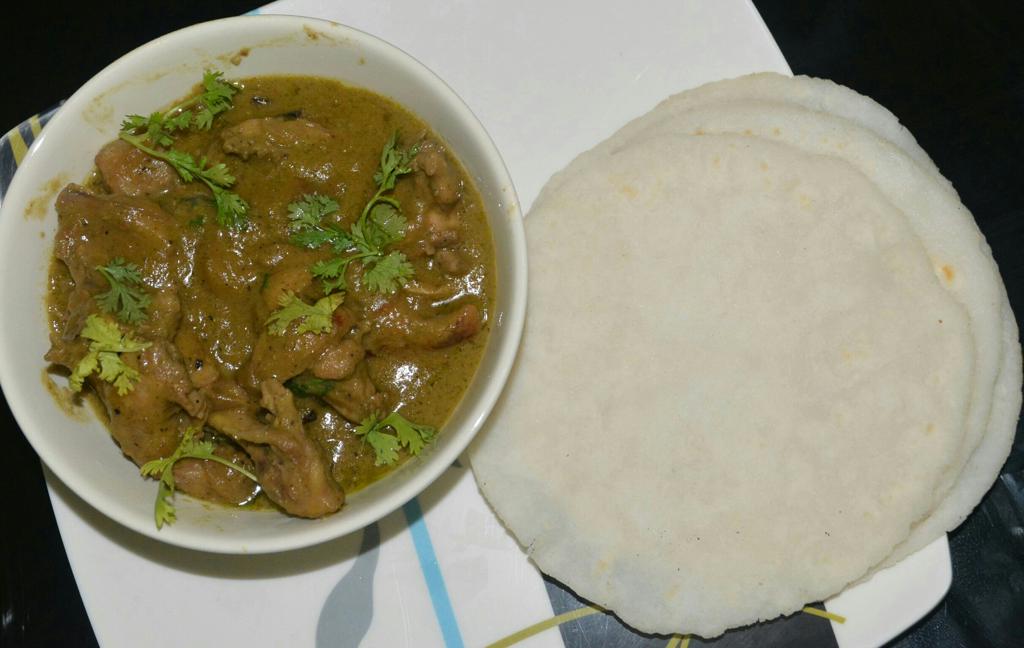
[0,15,526,553]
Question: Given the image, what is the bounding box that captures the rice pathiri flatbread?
[471,132,976,637]
[883,301,1020,568]
[614,97,1015,562]
[617,74,1021,568]
[611,72,944,181]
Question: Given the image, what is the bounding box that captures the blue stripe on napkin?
[403,497,464,648]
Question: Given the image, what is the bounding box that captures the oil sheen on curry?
[44,73,495,525]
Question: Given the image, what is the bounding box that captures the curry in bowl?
[44,72,495,526]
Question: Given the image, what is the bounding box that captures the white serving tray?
[23,1,949,646]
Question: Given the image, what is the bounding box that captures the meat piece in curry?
[45,73,495,525]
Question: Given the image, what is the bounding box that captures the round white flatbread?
[611,95,1018,567]
[879,300,1020,569]
[613,99,1006,520]
[612,72,944,181]
[619,73,1020,570]
[472,132,976,637]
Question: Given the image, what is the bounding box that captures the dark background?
[1,1,1022,646]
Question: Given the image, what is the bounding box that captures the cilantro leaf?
[291,134,419,294]
[363,251,414,293]
[190,70,239,130]
[117,70,246,229]
[288,193,340,230]
[95,258,151,324]
[372,131,419,192]
[196,159,236,186]
[360,201,407,250]
[311,256,357,294]
[152,470,177,528]
[213,189,249,230]
[355,416,402,465]
[349,133,418,263]
[354,132,417,254]
[381,411,436,455]
[167,111,194,133]
[70,353,99,392]
[120,69,238,147]
[355,411,437,466]
[69,315,151,395]
[282,134,419,294]
[120,135,249,229]
[140,426,258,529]
[163,150,236,187]
[97,351,140,395]
[266,291,345,336]
[119,112,181,148]
[291,226,352,251]
[287,194,352,252]
[78,315,151,353]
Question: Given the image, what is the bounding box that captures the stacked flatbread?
[470,73,1021,637]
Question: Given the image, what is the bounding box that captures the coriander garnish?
[287,132,418,294]
[120,70,239,147]
[140,427,258,529]
[119,70,249,229]
[69,314,151,395]
[95,258,151,324]
[355,411,437,466]
[266,291,344,336]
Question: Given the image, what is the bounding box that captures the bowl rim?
[0,14,527,554]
